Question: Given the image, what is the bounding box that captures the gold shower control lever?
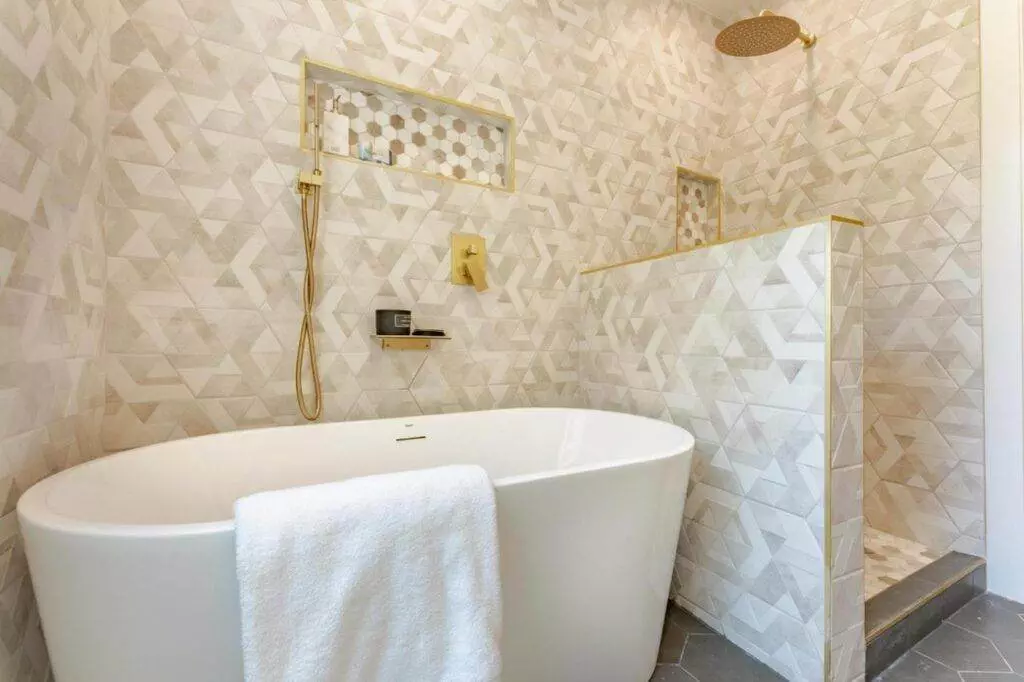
[451,233,488,292]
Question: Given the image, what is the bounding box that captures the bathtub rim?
[18,408,694,539]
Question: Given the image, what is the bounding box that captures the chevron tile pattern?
[0,0,111,678]
[829,222,865,682]
[98,0,730,452]
[581,220,866,682]
[0,0,982,678]
[705,0,983,557]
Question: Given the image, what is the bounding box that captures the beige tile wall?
[829,222,865,682]
[0,0,112,677]
[0,0,982,678]
[581,219,866,682]
[99,0,728,452]
[705,0,983,555]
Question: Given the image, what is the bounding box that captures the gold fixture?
[580,215,865,275]
[715,10,817,57]
[295,83,326,422]
[451,234,488,292]
[865,555,985,644]
[372,335,451,351]
[299,59,517,193]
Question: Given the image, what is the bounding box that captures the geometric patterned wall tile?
[0,0,111,677]
[829,222,865,682]
[707,0,982,557]
[0,0,983,679]
[4,0,732,676]
[99,0,731,454]
[582,221,838,682]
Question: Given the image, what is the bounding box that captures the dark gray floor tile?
[866,570,986,679]
[914,623,1012,673]
[950,595,1024,641]
[946,595,1024,673]
[667,606,714,635]
[981,594,1024,616]
[875,652,961,682]
[658,620,688,664]
[997,640,1024,674]
[679,633,785,682]
[960,674,1024,681]
[649,664,699,682]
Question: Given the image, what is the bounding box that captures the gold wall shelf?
[300,59,516,192]
[372,335,451,351]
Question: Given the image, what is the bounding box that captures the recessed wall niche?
[676,167,722,250]
[301,59,515,191]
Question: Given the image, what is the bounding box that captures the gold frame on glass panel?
[299,58,516,193]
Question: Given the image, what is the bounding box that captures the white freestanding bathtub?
[18,408,693,682]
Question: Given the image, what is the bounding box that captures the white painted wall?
[981,0,1024,603]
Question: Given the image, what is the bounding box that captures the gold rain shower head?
[715,10,817,57]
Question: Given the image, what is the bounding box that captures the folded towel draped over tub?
[234,465,502,682]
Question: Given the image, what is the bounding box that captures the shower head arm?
[759,9,817,49]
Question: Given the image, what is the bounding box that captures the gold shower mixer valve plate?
[451,233,487,291]
[297,170,324,188]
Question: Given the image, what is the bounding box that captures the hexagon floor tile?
[652,605,784,682]
[875,594,1024,681]
[657,594,1024,682]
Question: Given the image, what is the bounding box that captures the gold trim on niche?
[580,214,867,275]
[675,165,724,250]
[299,58,517,193]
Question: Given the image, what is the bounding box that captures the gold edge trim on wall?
[299,58,517,194]
[580,215,865,276]
[823,221,834,682]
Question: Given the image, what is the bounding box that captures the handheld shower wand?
[295,83,328,421]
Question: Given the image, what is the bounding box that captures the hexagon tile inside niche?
[676,167,722,249]
[302,60,513,191]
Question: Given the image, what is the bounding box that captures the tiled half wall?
[705,0,983,556]
[581,218,864,682]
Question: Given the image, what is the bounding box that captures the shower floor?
[864,528,941,599]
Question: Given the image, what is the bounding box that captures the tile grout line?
[943,620,1016,674]
[915,649,960,672]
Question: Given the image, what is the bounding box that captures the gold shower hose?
[295,175,323,421]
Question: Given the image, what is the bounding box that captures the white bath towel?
[235,465,502,682]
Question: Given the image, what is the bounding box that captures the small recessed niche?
[301,59,515,192]
[676,166,723,250]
